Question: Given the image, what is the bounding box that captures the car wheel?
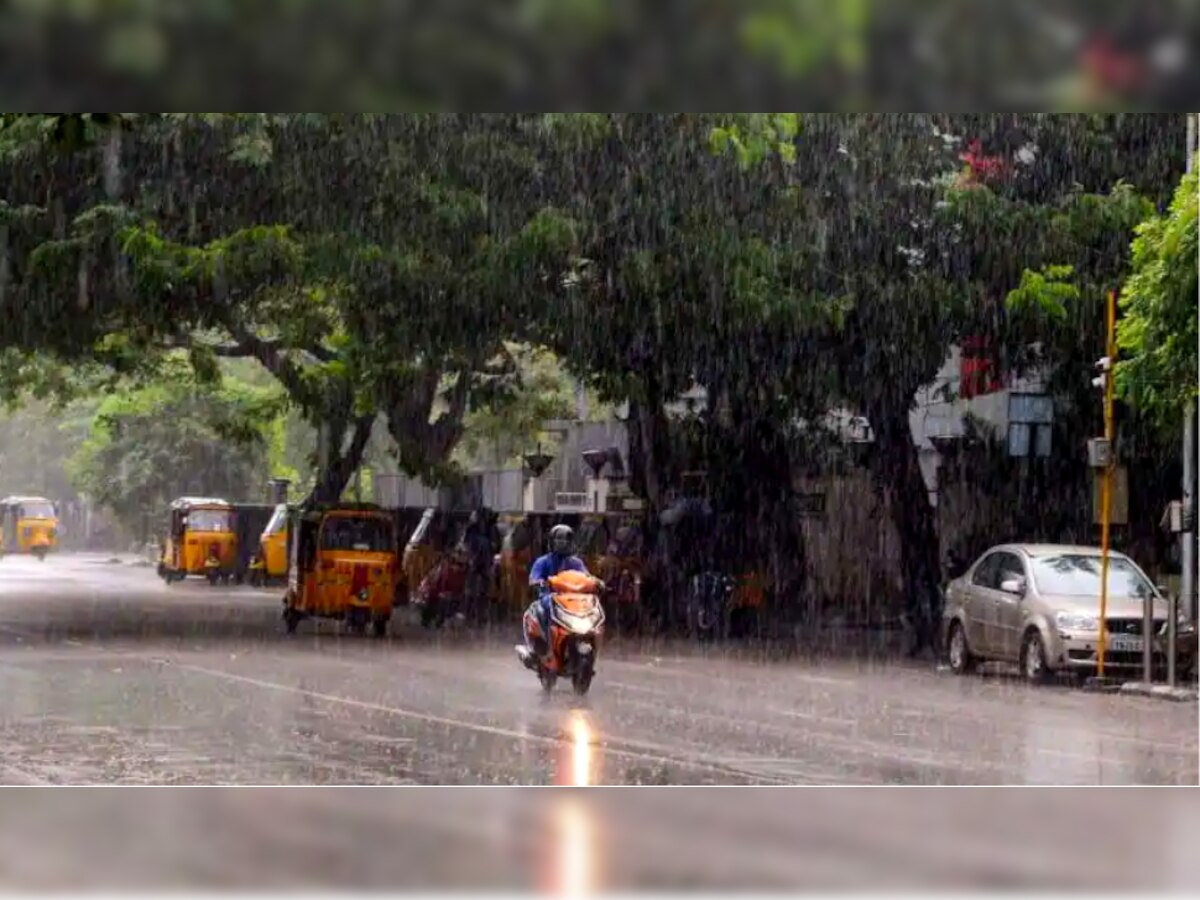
[947,621,976,675]
[1020,629,1050,685]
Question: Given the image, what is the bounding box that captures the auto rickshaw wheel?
[345,608,369,635]
[372,617,389,638]
[206,571,219,586]
[34,548,46,561]
[283,606,303,634]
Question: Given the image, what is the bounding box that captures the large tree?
[0,114,575,503]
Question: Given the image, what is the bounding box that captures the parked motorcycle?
[412,552,469,629]
[686,571,735,642]
[516,570,606,695]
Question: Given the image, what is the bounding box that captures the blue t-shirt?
[529,552,587,585]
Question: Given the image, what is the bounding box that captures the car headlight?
[1056,611,1099,632]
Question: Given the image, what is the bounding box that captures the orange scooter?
[516,569,606,695]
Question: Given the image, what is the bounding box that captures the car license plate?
[1109,635,1143,652]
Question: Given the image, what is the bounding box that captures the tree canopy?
[1,112,1193,620]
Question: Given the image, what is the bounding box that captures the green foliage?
[1117,168,1199,425]
[709,113,800,168]
[455,344,603,468]
[68,372,285,531]
[1005,265,1080,320]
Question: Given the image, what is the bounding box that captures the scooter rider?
[520,524,590,662]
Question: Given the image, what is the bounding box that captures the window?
[1030,555,1154,600]
[18,501,55,519]
[320,517,394,552]
[994,552,1026,588]
[188,509,233,532]
[971,553,1001,589]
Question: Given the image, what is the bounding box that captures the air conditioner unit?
[553,492,591,513]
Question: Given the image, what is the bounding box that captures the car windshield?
[1030,555,1154,599]
[188,509,233,532]
[18,502,55,519]
[321,517,393,552]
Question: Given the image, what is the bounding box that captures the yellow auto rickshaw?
[247,502,290,586]
[401,508,468,605]
[158,497,238,584]
[0,495,59,559]
[496,513,539,614]
[283,503,398,637]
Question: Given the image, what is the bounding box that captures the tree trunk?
[872,415,943,651]
[626,380,674,513]
[380,367,472,483]
[306,414,375,506]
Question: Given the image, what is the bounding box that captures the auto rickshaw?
[593,516,648,631]
[158,497,238,584]
[247,502,290,586]
[0,495,59,559]
[401,508,468,605]
[283,503,398,636]
[496,514,539,615]
[575,514,612,577]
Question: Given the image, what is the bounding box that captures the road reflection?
[544,709,600,895]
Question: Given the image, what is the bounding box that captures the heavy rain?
[1,111,1194,794]
[0,5,1199,898]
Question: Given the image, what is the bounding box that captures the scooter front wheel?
[539,670,557,692]
[571,664,593,696]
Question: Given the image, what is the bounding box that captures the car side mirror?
[1000,577,1026,596]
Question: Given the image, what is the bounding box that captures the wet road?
[0,553,1195,785]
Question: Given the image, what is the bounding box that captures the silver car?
[943,544,1198,683]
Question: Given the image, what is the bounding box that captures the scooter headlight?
[556,609,598,634]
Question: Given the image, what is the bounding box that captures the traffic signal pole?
[1097,291,1117,678]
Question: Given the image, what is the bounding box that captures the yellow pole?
[1097,290,1117,677]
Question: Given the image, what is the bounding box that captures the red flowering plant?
[957,138,1011,187]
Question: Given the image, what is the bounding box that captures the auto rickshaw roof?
[296,502,387,520]
[170,496,233,510]
[1,495,53,504]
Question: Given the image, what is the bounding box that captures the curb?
[1119,682,1198,703]
[1082,676,1124,693]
